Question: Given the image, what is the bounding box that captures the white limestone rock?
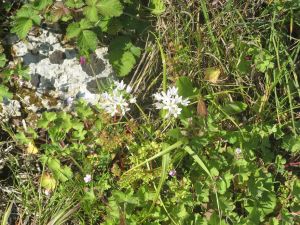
[12,29,114,105]
[0,100,21,121]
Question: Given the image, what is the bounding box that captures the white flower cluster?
[100,80,136,117]
[153,87,190,118]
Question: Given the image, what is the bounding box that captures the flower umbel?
[100,80,136,117]
[153,87,190,118]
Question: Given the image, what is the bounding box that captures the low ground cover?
[0,0,299,224]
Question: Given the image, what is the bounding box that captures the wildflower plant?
[99,80,136,117]
[153,86,190,118]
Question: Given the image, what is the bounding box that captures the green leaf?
[15,132,31,145]
[222,101,247,115]
[11,18,33,39]
[0,54,7,68]
[0,85,13,102]
[75,100,93,119]
[282,136,300,153]
[66,22,81,39]
[149,0,166,15]
[40,173,56,190]
[84,6,99,22]
[78,30,98,51]
[79,18,93,30]
[108,36,141,76]
[34,0,53,10]
[47,158,73,182]
[99,17,122,34]
[176,76,194,98]
[96,0,123,17]
[65,0,84,8]
[37,112,57,128]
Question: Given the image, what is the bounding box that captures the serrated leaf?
[149,0,166,15]
[78,30,98,51]
[37,111,57,128]
[65,0,84,8]
[176,76,194,98]
[66,22,81,39]
[34,0,53,10]
[99,17,122,34]
[79,19,93,30]
[11,18,33,39]
[96,0,123,17]
[40,173,56,190]
[83,6,99,22]
[0,85,13,102]
[108,36,140,76]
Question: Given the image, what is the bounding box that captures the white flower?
[84,174,92,183]
[114,80,126,91]
[44,189,51,196]
[235,148,242,155]
[153,87,190,118]
[126,85,132,94]
[129,97,136,104]
[99,80,136,117]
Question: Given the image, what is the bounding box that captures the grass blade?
[1,202,13,225]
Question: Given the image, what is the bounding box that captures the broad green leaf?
[223,101,247,115]
[176,76,194,98]
[108,36,141,76]
[79,18,93,30]
[15,6,34,18]
[78,30,98,51]
[11,18,33,39]
[149,0,166,15]
[34,0,53,10]
[99,17,122,34]
[83,6,99,22]
[0,85,13,101]
[66,22,81,38]
[96,0,123,17]
[40,173,56,190]
[245,192,276,217]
